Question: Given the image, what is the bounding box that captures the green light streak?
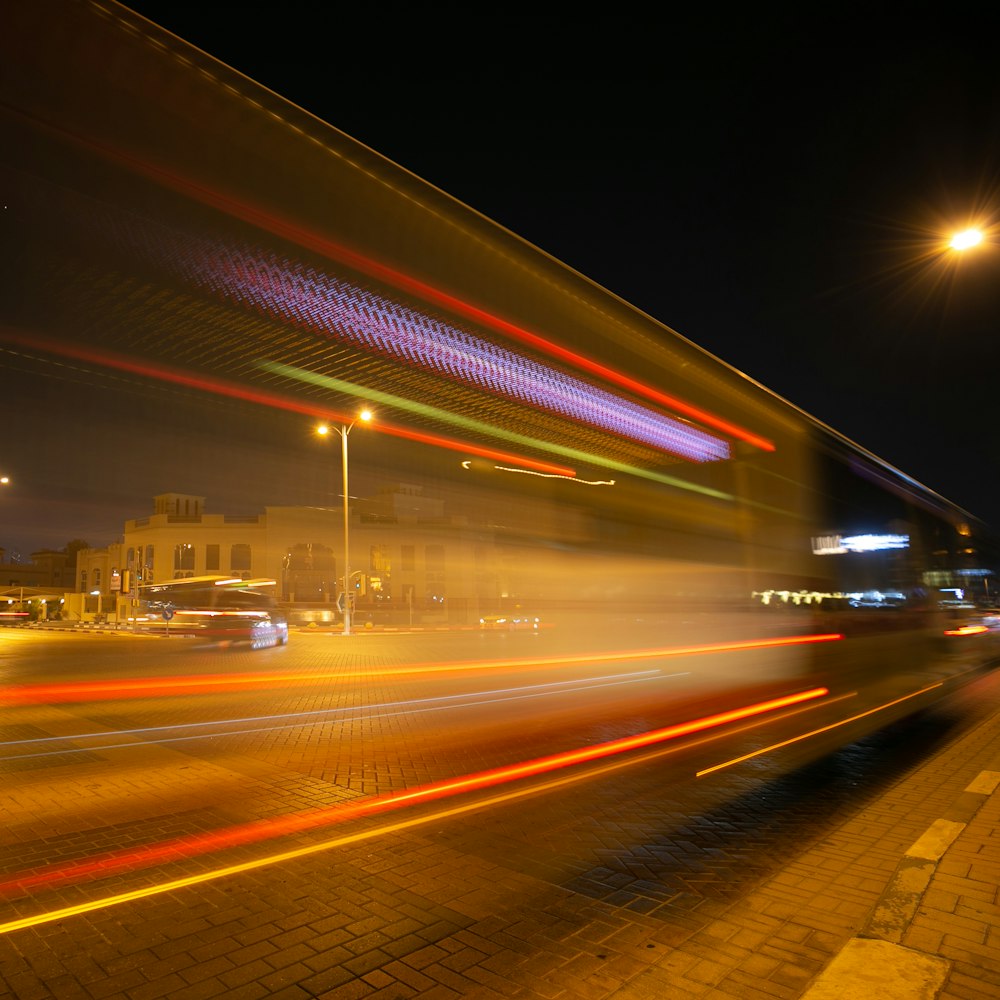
[258,360,733,500]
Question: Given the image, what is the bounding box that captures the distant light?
[0,476,8,485]
[359,409,373,423]
[461,461,613,486]
[812,533,909,554]
[316,423,330,436]
[950,228,983,251]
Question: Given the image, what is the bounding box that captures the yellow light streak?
[0,685,846,936]
[461,460,615,486]
[261,359,735,500]
[695,682,943,777]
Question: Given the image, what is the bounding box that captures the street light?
[317,409,372,635]
[949,228,984,251]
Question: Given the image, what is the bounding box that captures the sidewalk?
[804,764,1000,999]
[613,673,1000,1000]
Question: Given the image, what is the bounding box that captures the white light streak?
[0,670,686,761]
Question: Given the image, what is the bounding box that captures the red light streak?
[0,686,827,896]
[0,327,576,477]
[5,108,773,453]
[0,633,842,705]
[176,609,267,618]
[140,162,774,450]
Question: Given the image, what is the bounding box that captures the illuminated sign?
[811,534,909,555]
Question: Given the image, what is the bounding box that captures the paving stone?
[5,634,1000,1000]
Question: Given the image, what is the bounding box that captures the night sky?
[4,4,1000,554]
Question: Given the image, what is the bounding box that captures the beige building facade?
[73,488,505,625]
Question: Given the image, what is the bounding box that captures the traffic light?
[356,574,367,597]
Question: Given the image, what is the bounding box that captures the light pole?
[317,409,372,635]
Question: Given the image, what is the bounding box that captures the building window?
[285,543,334,602]
[231,543,251,574]
[81,569,87,592]
[426,544,445,602]
[401,545,415,572]
[93,568,101,590]
[174,543,195,573]
[206,544,220,572]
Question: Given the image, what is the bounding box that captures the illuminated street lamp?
[317,409,372,635]
[950,228,984,251]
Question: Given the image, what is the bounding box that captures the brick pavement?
[2,636,1000,999]
[614,670,1000,1000]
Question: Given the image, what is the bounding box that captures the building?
[72,488,504,625]
[0,548,75,590]
[0,549,77,621]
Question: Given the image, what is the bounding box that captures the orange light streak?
[130,155,775,451]
[0,633,842,704]
[5,108,773,453]
[943,625,988,636]
[0,686,828,897]
[0,687,847,936]
[0,687,837,937]
[0,327,576,477]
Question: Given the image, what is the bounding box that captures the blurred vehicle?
[183,603,289,649]
[480,613,540,631]
[144,577,289,649]
[5,0,1000,761]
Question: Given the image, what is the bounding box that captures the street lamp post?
[318,409,372,635]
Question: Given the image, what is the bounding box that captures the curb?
[800,767,1000,999]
